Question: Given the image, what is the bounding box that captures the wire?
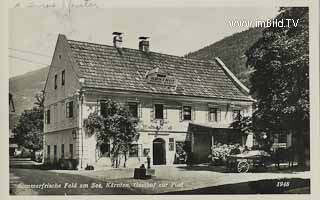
[9,48,52,58]
[9,55,50,66]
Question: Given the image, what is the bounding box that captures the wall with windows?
[44,35,81,133]
[82,93,252,133]
[79,93,252,166]
[44,96,78,133]
[44,129,78,163]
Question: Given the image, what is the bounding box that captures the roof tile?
[67,39,252,101]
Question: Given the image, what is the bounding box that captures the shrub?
[209,144,237,165]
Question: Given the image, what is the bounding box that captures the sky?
[9,7,280,77]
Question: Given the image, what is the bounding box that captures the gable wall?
[44,35,81,133]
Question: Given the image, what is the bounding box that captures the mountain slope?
[9,66,49,114]
[185,27,264,87]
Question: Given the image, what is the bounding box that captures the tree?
[84,99,139,168]
[246,7,309,166]
[13,92,44,158]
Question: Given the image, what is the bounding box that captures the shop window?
[69,144,73,159]
[209,107,218,122]
[169,138,174,151]
[66,101,74,118]
[54,74,58,89]
[155,104,164,119]
[61,144,64,159]
[183,106,192,121]
[175,141,187,164]
[128,102,138,118]
[61,70,65,86]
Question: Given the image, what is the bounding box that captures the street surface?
[10,158,310,195]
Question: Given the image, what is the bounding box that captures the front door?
[153,138,166,165]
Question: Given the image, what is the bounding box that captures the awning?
[188,123,245,136]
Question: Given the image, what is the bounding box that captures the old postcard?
[2,0,319,199]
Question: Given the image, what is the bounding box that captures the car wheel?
[237,161,250,173]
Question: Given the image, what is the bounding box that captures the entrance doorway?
[153,138,166,165]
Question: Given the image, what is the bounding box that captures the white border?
[2,1,319,200]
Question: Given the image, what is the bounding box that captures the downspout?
[78,78,85,170]
[79,90,84,169]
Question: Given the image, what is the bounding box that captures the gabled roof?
[66,37,253,102]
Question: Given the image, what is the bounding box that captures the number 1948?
[276,181,290,187]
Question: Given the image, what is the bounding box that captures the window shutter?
[192,106,196,121]
[164,105,168,120]
[124,102,129,112]
[179,106,183,122]
[96,100,101,115]
[138,103,142,118]
[150,105,155,121]
[218,108,221,122]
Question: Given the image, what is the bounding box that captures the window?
[66,101,74,118]
[100,101,107,117]
[54,74,58,89]
[183,106,192,121]
[233,110,241,121]
[69,144,73,159]
[45,110,51,124]
[129,144,141,157]
[209,108,218,122]
[61,70,65,86]
[99,142,110,157]
[61,144,64,159]
[169,138,174,151]
[47,145,50,160]
[278,133,287,143]
[128,102,138,118]
[53,145,57,161]
[155,104,164,119]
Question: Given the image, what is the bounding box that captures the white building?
[43,33,255,169]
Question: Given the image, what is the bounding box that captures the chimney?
[113,32,123,48]
[139,36,150,52]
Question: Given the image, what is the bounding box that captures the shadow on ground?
[176,164,310,174]
[162,178,310,194]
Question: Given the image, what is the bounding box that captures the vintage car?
[226,150,271,173]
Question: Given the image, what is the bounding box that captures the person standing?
[146,153,151,169]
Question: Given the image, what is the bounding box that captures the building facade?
[43,34,255,169]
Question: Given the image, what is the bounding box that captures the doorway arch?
[153,138,166,165]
